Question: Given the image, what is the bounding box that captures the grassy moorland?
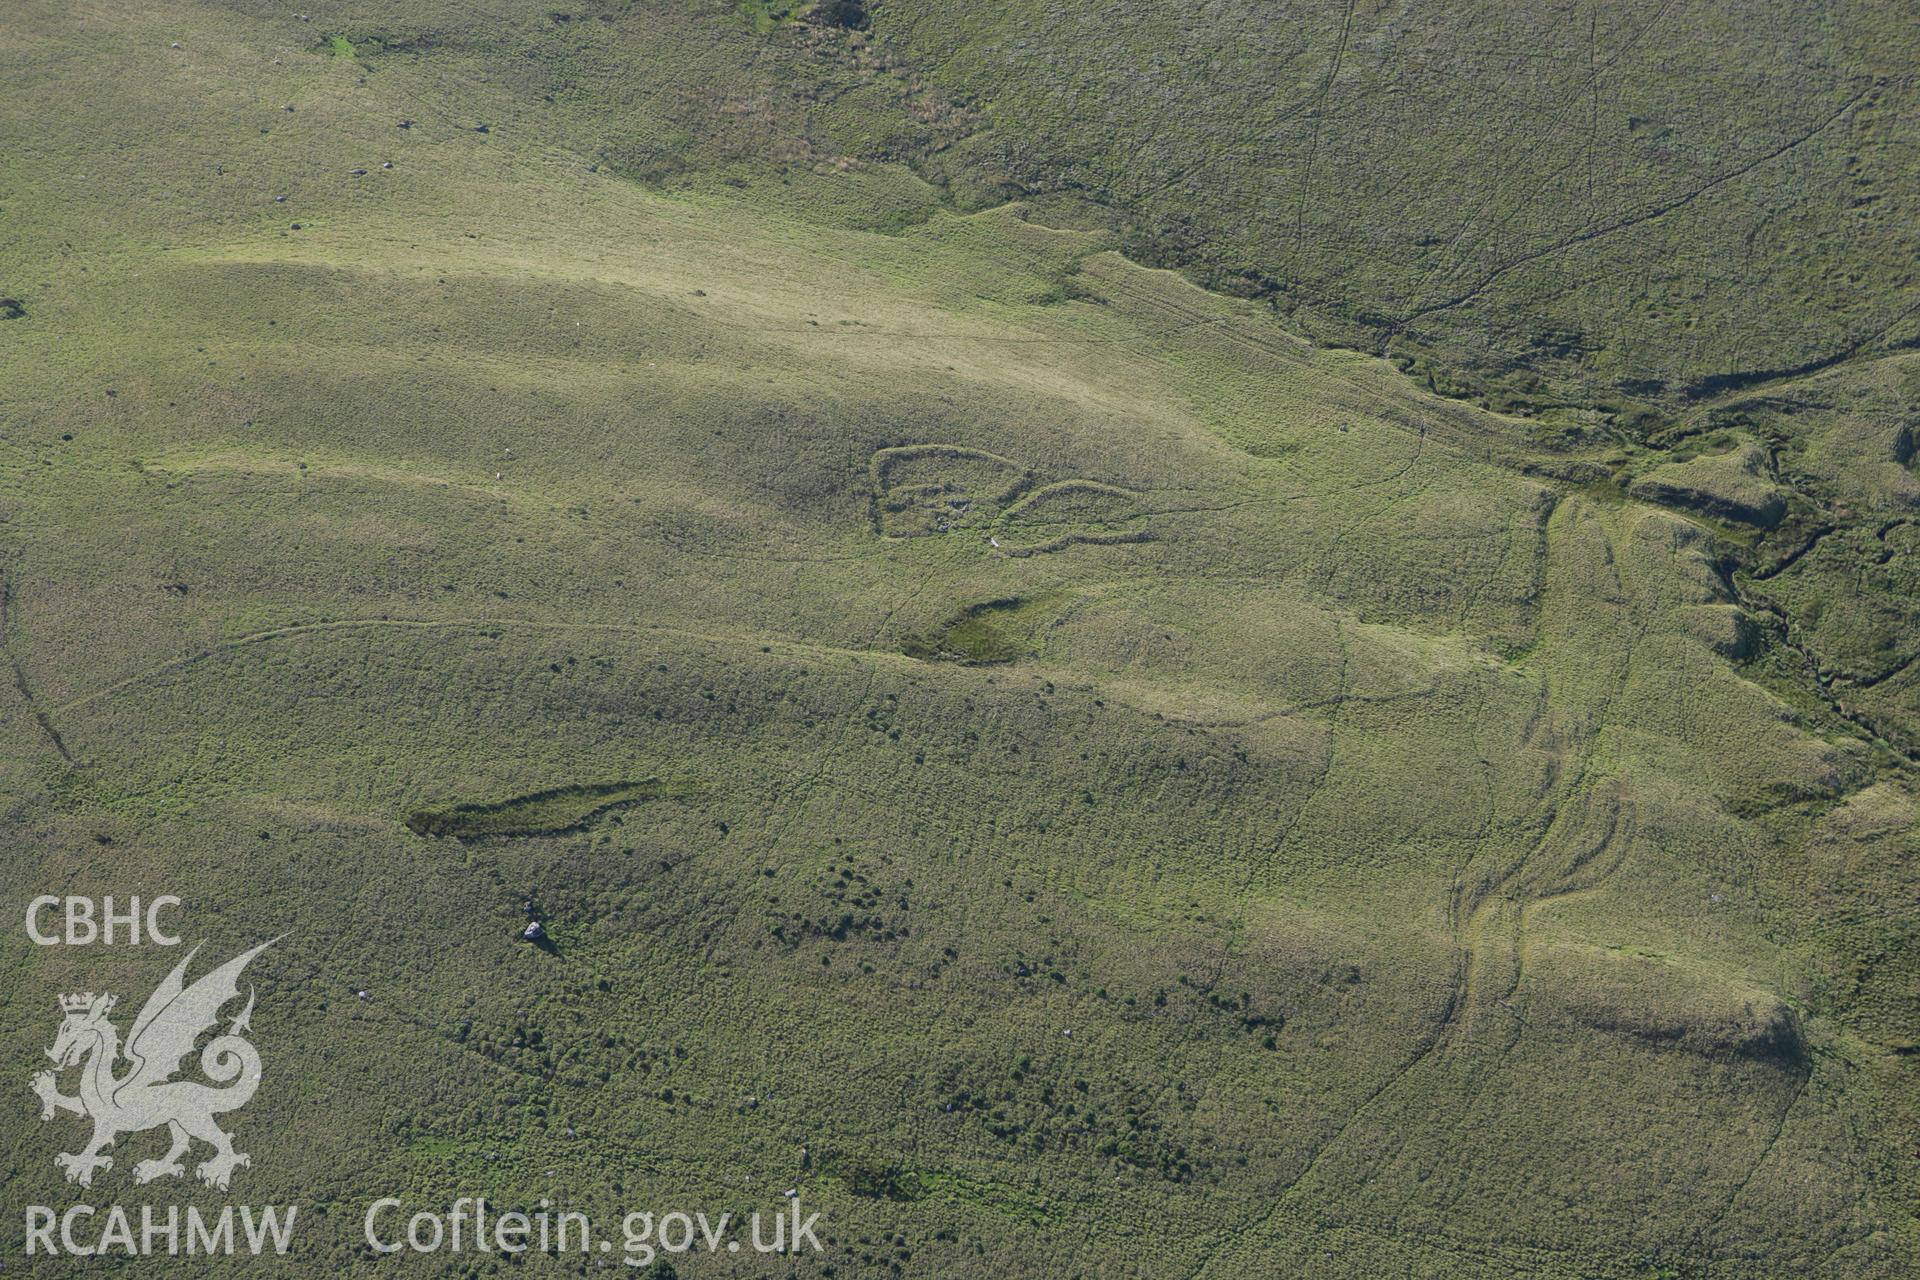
[0,2,1914,1277]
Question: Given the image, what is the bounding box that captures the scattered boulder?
[522,918,558,954]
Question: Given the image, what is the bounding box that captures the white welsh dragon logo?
[30,941,271,1191]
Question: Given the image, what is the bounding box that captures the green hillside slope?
[1,3,1914,1277]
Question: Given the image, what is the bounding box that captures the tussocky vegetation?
[0,2,1915,1277]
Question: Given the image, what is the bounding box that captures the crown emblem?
[60,993,100,1013]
